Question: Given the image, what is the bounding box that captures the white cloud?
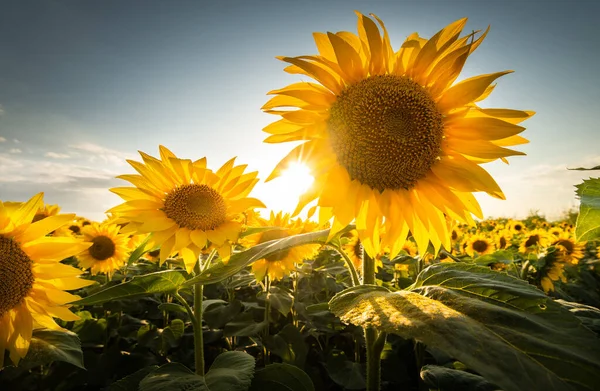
[45,152,70,159]
[0,137,6,143]
[8,148,22,154]
[13,139,20,143]
[68,142,134,166]
[0,105,4,116]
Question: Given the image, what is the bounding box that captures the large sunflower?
[245,212,321,281]
[77,222,130,277]
[552,234,585,265]
[0,194,93,366]
[109,146,265,273]
[263,12,532,258]
[463,234,495,257]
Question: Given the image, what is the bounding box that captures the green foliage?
[15,330,84,370]
[139,351,255,391]
[249,363,315,391]
[329,263,600,391]
[575,178,600,241]
[73,270,188,305]
[420,365,498,391]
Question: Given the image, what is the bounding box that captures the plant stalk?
[363,251,384,391]
[263,275,272,365]
[193,275,205,376]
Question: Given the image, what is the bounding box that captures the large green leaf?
[204,351,255,391]
[139,352,254,391]
[183,228,333,286]
[139,363,207,391]
[569,165,600,171]
[18,329,84,370]
[73,270,187,305]
[107,366,159,391]
[575,178,600,241]
[249,363,314,391]
[420,365,498,391]
[329,263,600,391]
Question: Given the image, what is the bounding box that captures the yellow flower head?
[263,12,532,260]
[342,230,364,272]
[0,194,94,366]
[77,222,131,277]
[518,229,549,254]
[495,229,512,250]
[108,146,265,273]
[552,233,585,265]
[507,220,526,235]
[464,234,495,257]
[246,212,321,281]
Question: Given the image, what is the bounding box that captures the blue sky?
[1,0,599,221]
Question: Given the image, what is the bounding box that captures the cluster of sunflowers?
[4,12,593,384]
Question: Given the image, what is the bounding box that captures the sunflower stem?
[331,245,360,286]
[263,275,272,365]
[193,260,205,376]
[363,252,384,391]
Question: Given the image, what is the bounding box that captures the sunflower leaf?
[575,177,600,241]
[127,234,153,265]
[568,165,600,171]
[204,351,256,391]
[184,228,333,286]
[139,363,207,391]
[420,365,498,391]
[249,363,315,391]
[17,329,84,370]
[73,270,188,305]
[329,263,600,391]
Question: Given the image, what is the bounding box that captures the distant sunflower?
[540,258,567,293]
[401,240,418,257]
[246,212,321,281]
[552,234,585,264]
[464,234,495,257]
[548,226,563,237]
[263,12,532,259]
[342,230,363,271]
[109,146,265,273]
[77,223,130,277]
[495,229,512,250]
[0,193,93,366]
[518,229,548,253]
[507,220,526,235]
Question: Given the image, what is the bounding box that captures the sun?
[281,162,315,195]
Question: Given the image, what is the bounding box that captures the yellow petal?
[16,214,76,243]
[437,71,513,113]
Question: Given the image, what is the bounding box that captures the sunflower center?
[89,236,116,261]
[472,240,489,253]
[164,184,227,231]
[69,225,81,234]
[524,235,540,248]
[259,229,291,262]
[0,236,35,317]
[499,237,507,249]
[327,75,444,192]
[514,224,522,232]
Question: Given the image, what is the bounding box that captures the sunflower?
[246,212,321,281]
[401,239,418,257]
[262,12,532,259]
[548,226,563,237]
[464,234,495,257]
[0,193,94,366]
[518,229,549,254]
[552,234,585,264]
[495,229,512,250]
[540,258,567,293]
[342,230,363,272]
[507,220,526,235]
[77,222,130,277]
[108,146,265,273]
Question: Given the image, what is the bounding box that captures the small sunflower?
[263,12,532,259]
[464,234,495,257]
[246,212,321,281]
[507,220,526,235]
[495,229,512,250]
[401,240,418,257]
[77,223,130,277]
[109,146,265,272]
[518,229,549,254]
[552,234,585,264]
[0,194,93,366]
[548,226,563,237]
[540,259,567,293]
[342,230,363,272]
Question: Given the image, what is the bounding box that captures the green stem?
[363,252,383,391]
[193,278,205,376]
[331,245,361,286]
[174,292,199,330]
[263,275,272,365]
[520,260,531,280]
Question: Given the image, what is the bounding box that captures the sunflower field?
[2,11,600,391]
